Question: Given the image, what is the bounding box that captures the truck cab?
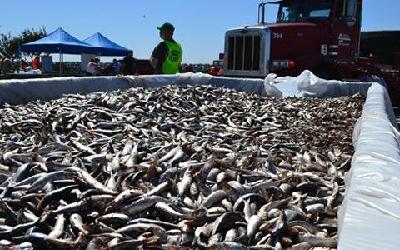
[223,0,362,78]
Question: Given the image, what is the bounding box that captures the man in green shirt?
[150,22,183,74]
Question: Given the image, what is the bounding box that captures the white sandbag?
[272,70,372,97]
[263,73,283,98]
[338,83,400,250]
[296,70,330,95]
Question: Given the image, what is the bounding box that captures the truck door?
[330,0,362,59]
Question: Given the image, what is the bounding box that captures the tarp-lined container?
[0,72,398,249]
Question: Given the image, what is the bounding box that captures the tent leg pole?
[61,53,63,76]
[59,53,62,76]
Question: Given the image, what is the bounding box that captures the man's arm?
[150,57,158,70]
[150,43,162,70]
[150,42,167,71]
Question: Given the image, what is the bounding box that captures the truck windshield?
[277,1,333,23]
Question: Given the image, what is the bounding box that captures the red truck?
[223,0,399,82]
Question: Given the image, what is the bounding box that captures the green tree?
[0,27,47,59]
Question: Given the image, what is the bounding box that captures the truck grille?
[227,35,261,71]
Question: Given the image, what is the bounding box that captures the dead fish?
[70,213,89,235]
[64,167,116,195]
[202,190,227,208]
[121,196,168,216]
[48,213,65,239]
[0,85,364,249]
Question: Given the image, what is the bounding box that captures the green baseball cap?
[157,22,175,32]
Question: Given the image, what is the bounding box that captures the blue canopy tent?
[83,32,131,56]
[21,27,97,75]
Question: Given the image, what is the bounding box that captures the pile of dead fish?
[0,85,364,249]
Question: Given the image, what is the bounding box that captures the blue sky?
[1,0,399,63]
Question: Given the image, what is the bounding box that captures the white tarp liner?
[0,71,371,105]
[0,73,275,105]
[338,83,400,250]
[0,71,398,249]
[0,76,132,106]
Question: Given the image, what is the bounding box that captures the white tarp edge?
[0,71,372,105]
[0,76,132,105]
[338,83,400,250]
[0,73,275,105]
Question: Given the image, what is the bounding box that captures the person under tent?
[2,58,12,75]
[32,55,41,70]
[121,51,138,75]
[113,59,121,74]
[86,58,99,76]
[0,57,3,75]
